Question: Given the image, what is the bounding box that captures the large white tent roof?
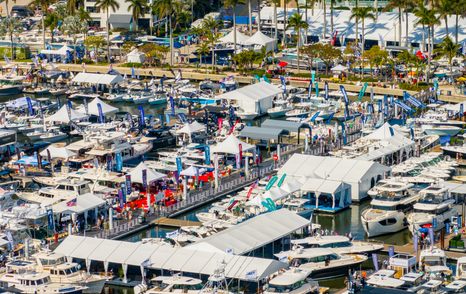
[72,73,123,85]
[219,29,250,45]
[175,121,206,135]
[128,161,166,184]
[45,105,88,123]
[54,235,286,281]
[52,193,106,214]
[187,209,309,255]
[278,154,390,183]
[217,81,282,102]
[40,145,76,160]
[77,97,118,116]
[211,134,255,155]
[244,30,276,46]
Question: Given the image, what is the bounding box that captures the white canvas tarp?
[45,105,88,123]
[77,97,118,116]
[128,162,166,184]
[211,134,255,155]
[72,73,123,85]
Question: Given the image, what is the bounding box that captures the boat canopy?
[45,105,89,123]
[72,72,123,85]
[127,161,166,184]
[52,193,105,214]
[77,97,118,116]
[211,134,255,155]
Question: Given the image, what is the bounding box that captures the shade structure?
[41,45,74,56]
[175,121,206,135]
[45,105,89,124]
[331,64,348,72]
[244,30,277,52]
[211,134,255,155]
[15,155,49,166]
[72,73,123,86]
[219,29,249,45]
[77,97,118,116]
[52,193,105,214]
[40,145,76,160]
[239,126,287,141]
[180,166,206,177]
[128,162,166,184]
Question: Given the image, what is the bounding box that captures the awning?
[108,14,132,24]
[239,126,288,141]
[261,119,310,133]
[52,193,106,214]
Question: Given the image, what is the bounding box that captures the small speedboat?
[267,100,292,118]
[148,91,168,105]
[421,125,461,137]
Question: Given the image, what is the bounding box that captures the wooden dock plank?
[152,217,201,228]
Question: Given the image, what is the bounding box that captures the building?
[84,0,153,29]
[277,154,391,202]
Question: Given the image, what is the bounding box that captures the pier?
[152,217,201,228]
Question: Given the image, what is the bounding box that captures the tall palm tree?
[95,0,120,63]
[224,0,245,54]
[44,12,59,43]
[435,36,460,76]
[248,0,252,33]
[287,13,308,73]
[385,0,404,46]
[282,0,291,46]
[271,0,280,50]
[322,0,327,38]
[330,0,341,35]
[29,0,54,50]
[452,0,466,44]
[415,6,439,82]
[152,0,175,64]
[350,7,375,55]
[403,0,417,47]
[126,0,147,32]
[436,0,453,36]
[0,17,21,59]
[0,0,11,17]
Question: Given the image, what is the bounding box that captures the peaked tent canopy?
[40,145,77,160]
[41,45,74,56]
[244,30,277,51]
[211,134,255,155]
[175,121,206,135]
[219,29,250,45]
[128,162,166,184]
[180,166,206,177]
[72,73,124,86]
[45,105,89,123]
[5,97,37,109]
[77,97,118,116]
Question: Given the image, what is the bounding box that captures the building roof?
[301,178,349,194]
[216,81,281,102]
[52,193,106,214]
[261,119,310,133]
[239,126,288,141]
[187,209,310,255]
[108,14,132,24]
[278,154,390,183]
[72,73,123,85]
[54,235,286,281]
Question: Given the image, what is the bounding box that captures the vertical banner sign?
[66,100,72,120]
[115,153,123,172]
[176,157,182,176]
[97,103,104,123]
[413,233,418,252]
[138,106,145,127]
[311,70,316,84]
[371,253,379,271]
[238,143,243,164]
[125,175,132,195]
[217,117,223,131]
[308,79,313,98]
[142,169,148,191]
[37,153,42,169]
[83,98,89,115]
[235,153,240,169]
[280,76,286,94]
[46,149,51,163]
[106,155,112,171]
[47,208,55,231]
[118,189,124,209]
[460,103,464,117]
[358,82,368,101]
[324,81,329,100]
[26,97,34,116]
[169,96,175,116]
[315,82,319,97]
[340,85,349,117]
[377,100,382,113]
[204,145,211,165]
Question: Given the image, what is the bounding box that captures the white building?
[84,0,153,29]
[277,154,391,202]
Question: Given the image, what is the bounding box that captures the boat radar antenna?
[200,260,229,293]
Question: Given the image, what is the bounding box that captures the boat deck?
[153,217,201,228]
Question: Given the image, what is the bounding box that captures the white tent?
[52,193,105,214]
[244,31,276,52]
[5,97,37,109]
[180,166,206,177]
[77,97,118,116]
[216,82,282,115]
[126,49,145,63]
[128,162,166,184]
[211,134,255,155]
[219,29,249,45]
[41,45,74,56]
[331,64,348,72]
[72,73,123,86]
[45,105,89,124]
[40,145,76,160]
[175,121,206,135]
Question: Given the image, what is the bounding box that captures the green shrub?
[0,46,29,60]
[121,62,143,68]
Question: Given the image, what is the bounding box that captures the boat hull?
[361,210,407,237]
[423,128,461,137]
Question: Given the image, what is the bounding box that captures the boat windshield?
[40,257,66,266]
[267,280,306,292]
[420,193,445,204]
[371,205,396,211]
[169,283,203,291]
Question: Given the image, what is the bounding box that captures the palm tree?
[95,0,120,63]
[415,6,439,82]
[350,7,375,55]
[29,0,54,50]
[207,31,220,71]
[152,0,177,65]
[435,36,460,76]
[271,0,279,50]
[224,0,245,54]
[322,0,327,38]
[0,17,21,59]
[330,0,341,35]
[126,0,147,32]
[61,15,89,62]
[282,0,291,46]
[436,0,453,36]
[248,0,252,33]
[384,0,403,46]
[287,13,308,73]
[197,41,210,72]
[44,12,59,43]
[452,0,466,44]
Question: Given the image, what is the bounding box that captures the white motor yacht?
[421,125,461,137]
[407,185,457,234]
[290,235,383,255]
[419,247,451,275]
[263,268,320,294]
[39,127,67,143]
[33,251,107,294]
[365,269,405,290]
[275,248,367,280]
[145,275,204,293]
[362,181,419,237]
[267,100,292,118]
